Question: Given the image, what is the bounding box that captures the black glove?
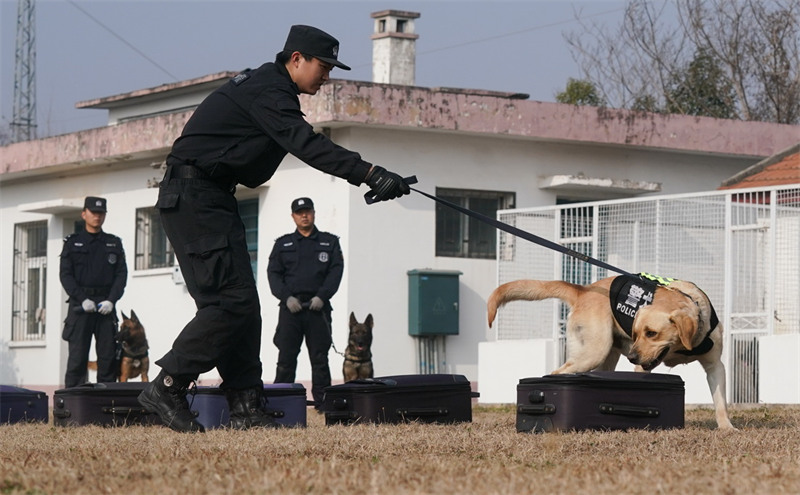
[365,166,411,202]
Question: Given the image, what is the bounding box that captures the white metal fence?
[495,185,800,403]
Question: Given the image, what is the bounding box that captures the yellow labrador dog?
[487,274,735,430]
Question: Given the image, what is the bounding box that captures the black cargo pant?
[62,309,118,388]
[154,173,262,390]
[273,307,332,405]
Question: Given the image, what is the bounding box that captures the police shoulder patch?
[232,71,251,86]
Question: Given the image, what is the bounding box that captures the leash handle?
[364,176,419,204]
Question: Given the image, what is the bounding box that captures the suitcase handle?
[395,407,449,418]
[52,407,70,419]
[325,411,358,421]
[599,403,660,418]
[101,406,151,416]
[517,404,556,415]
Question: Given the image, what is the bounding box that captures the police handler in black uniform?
[268,197,342,408]
[60,196,128,388]
[138,24,411,433]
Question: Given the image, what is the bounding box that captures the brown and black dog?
[116,310,150,382]
[343,312,374,382]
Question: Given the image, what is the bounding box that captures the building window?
[11,221,47,341]
[135,207,174,270]
[239,198,258,276]
[435,188,515,259]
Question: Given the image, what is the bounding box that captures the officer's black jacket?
[168,62,372,189]
[267,227,344,306]
[59,230,128,304]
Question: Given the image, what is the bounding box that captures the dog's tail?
[487,280,584,327]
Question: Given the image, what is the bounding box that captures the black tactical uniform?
[268,226,344,405]
[60,226,127,387]
[140,24,409,433]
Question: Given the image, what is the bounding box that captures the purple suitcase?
[189,383,307,429]
[0,385,49,424]
[53,382,162,427]
[516,371,684,433]
[321,374,478,425]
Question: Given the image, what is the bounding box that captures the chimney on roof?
[371,10,420,85]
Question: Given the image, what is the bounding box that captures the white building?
[2,11,799,405]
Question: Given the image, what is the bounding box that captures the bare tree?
[566,0,800,124]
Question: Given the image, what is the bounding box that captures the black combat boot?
[225,386,280,430]
[138,370,205,433]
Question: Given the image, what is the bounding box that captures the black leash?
[366,176,630,276]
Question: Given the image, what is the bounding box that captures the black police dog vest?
[610,274,659,337]
[609,273,716,356]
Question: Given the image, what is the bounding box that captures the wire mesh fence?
[495,185,800,403]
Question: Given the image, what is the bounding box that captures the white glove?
[98,300,114,315]
[286,296,303,313]
[81,299,97,313]
[309,296,324,311]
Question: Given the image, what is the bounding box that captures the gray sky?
[1,0,631,138]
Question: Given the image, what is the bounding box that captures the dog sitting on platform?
[343,312,374,382]
[116,310,150,382]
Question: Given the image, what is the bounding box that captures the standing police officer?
[138,24,410,433]
[268,197,342,408]
[60,196,128,388]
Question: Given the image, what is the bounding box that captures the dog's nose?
[627,352,640,365]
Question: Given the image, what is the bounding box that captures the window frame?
[435,187,515,259]
[134,206,174,271]
[11,221,48,342]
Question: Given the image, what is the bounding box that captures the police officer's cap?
[281,25,351,71]
[291,197,314,213]
[84,196,107,213]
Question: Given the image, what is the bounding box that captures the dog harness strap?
[344,354,372,364]
[675,333,714,356]
[122,349,149,359]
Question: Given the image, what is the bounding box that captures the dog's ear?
[670,306,698,351]
[349,312,357,326]
[121,311,129,320]
[130,309,139,324]
[365,314,373,329]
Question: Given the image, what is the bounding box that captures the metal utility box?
[407,269,462,336]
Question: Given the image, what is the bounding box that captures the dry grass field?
[1,405,799,495]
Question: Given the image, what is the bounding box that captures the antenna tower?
[12,0,36,142]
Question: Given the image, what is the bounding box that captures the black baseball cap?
[281,25,351,71]
[291,197,314,212]
[84,196,107,213]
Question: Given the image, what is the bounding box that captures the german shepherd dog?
[343,312,374,382]
[116,310,150,382]
[488,275,735,430]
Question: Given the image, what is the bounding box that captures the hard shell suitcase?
[516,371,684,433]
[263,383,308,427]
[321,374,478,425]
[0,385,49,424]
[53,382,162,427]
[190,383,308,429]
